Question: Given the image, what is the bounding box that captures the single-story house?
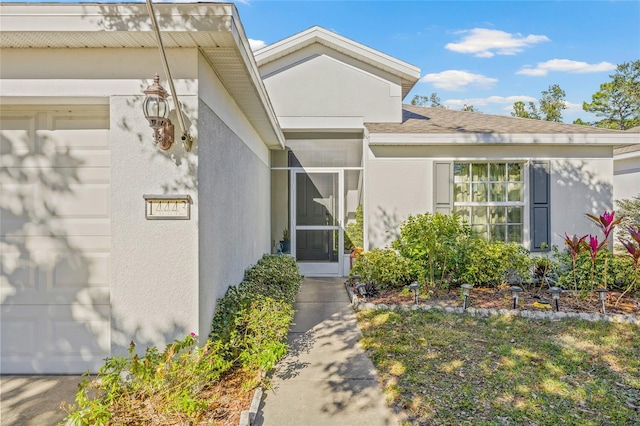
[1,3,637,374]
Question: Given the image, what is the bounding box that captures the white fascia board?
[255,26,420,83]
[228,8,285,150]
[368,132,640,146]
[278,116,364,132]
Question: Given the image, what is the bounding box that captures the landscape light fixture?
[409,281,419,305]
[461,284,473,310]
[509,286,523,309]
[596,289,609,314]
[548,287,563,312]
[143,74,174,150]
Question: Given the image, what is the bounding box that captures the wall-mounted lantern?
[143,73,174,150]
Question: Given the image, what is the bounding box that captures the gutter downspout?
[146,0,194,151]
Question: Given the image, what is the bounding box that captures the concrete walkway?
[0,375,81,425]
[254,277,398,426]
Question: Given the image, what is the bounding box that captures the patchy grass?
[357,310,640,426]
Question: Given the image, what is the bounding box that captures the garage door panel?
[1,106,111,374]
[51,183,110,218]
[1,304,110,374]
[2,246,110,304]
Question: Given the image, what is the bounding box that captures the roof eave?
[367,132,640,145]
[255,26,420,98]
[0,2,285,150]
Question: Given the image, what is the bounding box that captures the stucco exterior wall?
[197,51,272,338]
[365,143,614,252]
[613,155,640,204]
[197,100,272,338]
[551,158,614,247]
[261,45,402,123]
[109,94,200,355]
[366,159,433,248]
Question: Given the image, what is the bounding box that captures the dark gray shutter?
[434,162,453,214]
[530,161,550,251]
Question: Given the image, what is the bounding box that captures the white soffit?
[254,26,420,99]
[0,2,284,149]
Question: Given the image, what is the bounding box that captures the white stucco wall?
[197,55,272,340]
[614,155,640,204]
[365,143,615,252]
[551,158,614,247]
[109,95,200,354]
[261,45,402,124]
[366,159,433,248]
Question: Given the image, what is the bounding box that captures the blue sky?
[235,0,640,123]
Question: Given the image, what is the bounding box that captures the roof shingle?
[365,105,628,134]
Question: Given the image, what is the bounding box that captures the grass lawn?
[357,310,640,426]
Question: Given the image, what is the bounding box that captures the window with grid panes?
[452,162,525,243]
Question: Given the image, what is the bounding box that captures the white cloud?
[516,59,616,76]
[444,95,536,108]
[248,38,266,51]
[446,28,550,58]
[420,70,497,91]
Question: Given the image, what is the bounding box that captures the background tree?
[539,84,567,122]
[411,93,444,108]
[461,104,480,112]
[511,100,540,119]
[511,84,566,121]
[582,60,640,130]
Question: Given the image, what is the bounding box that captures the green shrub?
[345,204,364,250]
[241,254,302,305]
[350,248,416,289]
[459,239,532,286]
[64,254,303,425]
[63,334,232,425]
[392,212,471,289]
[555,247,636,292]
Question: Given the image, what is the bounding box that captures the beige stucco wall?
[260,44,402,124]
[365,143,614,252]
[613,155,640,205]
[197,54,273,337]
[366,159,432,248]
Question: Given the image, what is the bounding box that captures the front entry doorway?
[292,170,343,276]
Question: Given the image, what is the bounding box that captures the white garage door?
[1,106,111,374]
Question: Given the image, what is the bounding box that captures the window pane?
[490,225,506,241]
[454,163,470,182]
[508,163,523,181]
[490,163,506,181]
[472,206,488,224]
[472,163,488,182]
[453,207,470,220]
[472,183,487,202]
[508,183,524,202]
[508,225,523,243]
[472,224,487,239]
[490,183,506,202]
[454,183,470,203]
[507,206,523,224]
[490,207,506,224]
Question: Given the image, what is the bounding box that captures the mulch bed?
[366,285,640,316]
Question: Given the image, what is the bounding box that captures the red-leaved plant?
[585,210,620,289]
[564,233,587,292]
[617,224,640,303]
